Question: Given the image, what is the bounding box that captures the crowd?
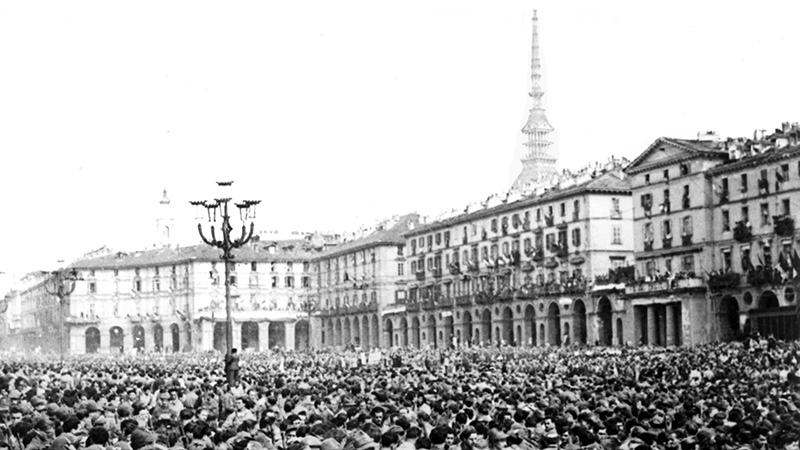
[1,336,799,450]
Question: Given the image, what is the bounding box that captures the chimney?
[782,122,791,133]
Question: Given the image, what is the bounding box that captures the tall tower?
[155,189,174,247]
[512,10,557,190]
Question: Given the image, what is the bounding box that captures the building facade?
[379,162,633,349]
[310,214,420,350]
[624,126,800,346]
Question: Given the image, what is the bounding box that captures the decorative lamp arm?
[198,224,216,247]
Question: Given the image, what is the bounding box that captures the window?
[741,246,751,271]
[661,189,671,213]
[682,216,693,236]
[645,174,651,184]
[502,242,510,256]
[251,262,257,272]
[763,244,772,267]
[545,233,555,249]
[155,279,161,291]
[560,203,566,217]
[524,238,532,252]
[512,214,520,229]
[285,276,294,288]
[272,276,278,288]
[781,164,790,182]
[573,200,580,220]
[662,220,672,239]
[680,163,689,176]
[229,275,237,286]
[410,261,417,273]
[612,226,622,245]
[134,279,142,292]
[782,198,791,216]
[643,223,654,242]
[89,282,96,294]
[741,173,748,193]
[536,209,542,222]
[301,276,310,288]
[742,206,749,223]
[681,255,694,273]
[721,249,732,272]
[410,240,417,255]
[682,185,690,208]
[270,262,276,273]
[611,198,621,219]
[491,219,498,233]
[571,228,581,247]
[665,258,672,273]
[645,261,655,277]
[722,210,730,232]
[663,169,669,180]
[435,233,441,245]
[443,231,450,247]
[548,205,554,217]
[760,203,770,225]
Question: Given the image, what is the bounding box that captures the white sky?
[2,1,800,282]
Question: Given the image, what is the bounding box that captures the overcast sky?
[2,1,800,282]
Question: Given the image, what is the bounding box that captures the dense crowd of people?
[1,336,799,450]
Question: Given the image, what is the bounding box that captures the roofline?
[405,186,630,237]
[311,238,404,262]
[706,145,800,176]
[624,137,728,175]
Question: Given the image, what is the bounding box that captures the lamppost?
[44,269,81,361]
[191,181,260,354]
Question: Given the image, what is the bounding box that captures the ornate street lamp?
[191,181,260,354]
[44,269,81,361]
[299,297,319,350]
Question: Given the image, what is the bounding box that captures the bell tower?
[155,189,174,247]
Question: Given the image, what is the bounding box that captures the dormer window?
[663,169,669,180]
[680,163,689,176]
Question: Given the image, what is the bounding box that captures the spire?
[160,188,170,205]
[513,10,558,191]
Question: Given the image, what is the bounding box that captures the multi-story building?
[380,162,633,349]
[624,124,800,346]
[311,214,419,350]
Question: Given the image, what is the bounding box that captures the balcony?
[662,237,672,249]
[681,234,693,246]
[448,262,461,276]
[594,266,635,286]
[774,215,795,237]
[644,241,654,252]
[682,196,690,209]
[758,178,770,196]
[659,201,671,214]
[456,295,472,306]
[572,211,580,222]
[66,314,100,325]
[432,267,442,278]
[746,267,784,286]
[415,270,425,281]
[545,215,555,227]
[501,224,509,236]
[626,280,669,294]
[733,221,752,242]
[522,220,531,231]
[406,302,420,312]
[708,271,740,291]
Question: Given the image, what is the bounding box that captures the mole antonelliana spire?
[512,10,558,190]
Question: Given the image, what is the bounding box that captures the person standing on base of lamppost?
[191,181,260,354]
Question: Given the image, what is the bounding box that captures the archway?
[462,311,473,346]
[85,327,100,354]
[428,315,437,349]
[444,315,454,348]
[110,327,124,354]
[480,309,492,346]
[344,318,352,348]
[269,322,286,349]
[616,318,624,346]
[334,319,342,347]
[295,320,310,351]
[597,297,613,346]
[371,315,379,349]
[547,303,561,346]
[501,306,514,346]
[411,316,421,348]
[752,290,797,340]
[524,305,536,347]
[758,291,779,309]
[573,299,587,345]
[563,322,571,346]
[133,325,145,352]
[362,317,370,351]
[213,322,226,352]
[385,318,395,348]
[153,324,163,352]
[352,317,362,348]
[400,318,409,347]
[538,323,545,345]
[718,296,740,341]
[241,321,259,351]
[170,323,180,352]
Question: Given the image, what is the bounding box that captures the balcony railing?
[733,221,752,242]
[718,190,729,205]
[774,215,795,237]
[644,241,654,252]
[681,234,693,246]
[415,271,425,281]
[594,266,635,286]
[432,268,442,278]
[746,267,784,286]
[662,237,672,249]
[708,272,740,291]
[456,295,472,306]
[545,215,555,227]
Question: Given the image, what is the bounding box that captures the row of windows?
[643,216,694,242]
[718,241,794,272]
[643,162,691,184]
[720,200,791,231]
[719,164,797,195]
[324,291,379,309]
[408,198,624,256]
[643,254,695,277]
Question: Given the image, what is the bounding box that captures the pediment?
[625,137,717,174]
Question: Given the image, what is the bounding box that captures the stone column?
[258,322,270,352]
[647,305,657,346]
[658,306,667,346]
[144,323,155,353]
[123,327,134,354]
[665,303,676,346]
[202,320,213,352]
[285,321,296,351]
[100,327,110,354]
